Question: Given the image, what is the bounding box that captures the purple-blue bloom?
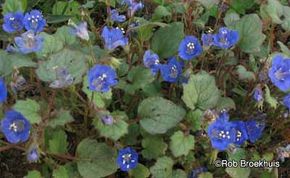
[0,78,8,103]
[23,10,46,33]
[245,120,265,143]
[14,31,44,54]
[178,36,202,60]
[101,115,114,125]
[201,33,214,47]
[283,94,290,110]
[88,65,118,92]
[117,147,138,172]
[143,50,161,75]
[232,121,248,146]
[110,9,126,23]
[160,57,183,83]
[213,27,239,49]
[253,86,263,102]
[27,144,40,163]
[268,55,290,92]
[1,110,31,144]
[101,26,128,50]
[2,11,24,33]
[71,22,89,41]
[207,113,236,151]
[121,0,144,17]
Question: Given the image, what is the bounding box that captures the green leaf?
[150,156,174,178]
[230,0,255,14]
[224,12,240,27]
[186,109,202,131]
[130,164,150,178]
[233,14,266,53]
[24,170,42,178]
[152,6,172,21]
[260,0,284,24]
[13,99,41,124]
[141,136,167,160]
[47,129,68,154]
[36,32,64,58]
[182,72,220,111]
[170,131,195,157]
[171,169,187,178]
[54,26,77,45]
[93,111,128,141]
[264,85,278,109]
[122,123,140,145]
[2,0,27,14]
[216,97,236,110]
[138,97,186,134]
[197,0,219,9]
[277,41,290,57]
[52,1,80,16]
[53,166,69,178]
[36,48,87,84]
[236,65,256,81]
[151,22,184,58]
[48,110,74,128]
[46,15,73,24]
[76,139,117,178]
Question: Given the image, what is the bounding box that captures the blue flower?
[253,86,263,102]
[201,33,214,47]
[178,36,202,60]
[2,11,24,33]
[49,67,74,89]
[143,50,161,75]
[1,110,31,144]
[0,78,8,103]
[268,55,290,92]
[101,26,128,50]
[232,121,248,146]
[121,0,144,17]
[160,57,183,83]
[213,27,239,49]
[23,10,46,33]
[245,120,265,143]
[189,167,207,178]
[111,9,126,23]
[101,115,114,125]
[71,22,89,41]
[283,94,290,110]
[207,113,236,151]
[117,147,138,172]
[27,144,40,163]
[88,65,118,92]
[14,31,44,54]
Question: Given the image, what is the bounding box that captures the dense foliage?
[0,0,290,177]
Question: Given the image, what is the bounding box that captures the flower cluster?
[3,10,45,54]
[202,27,239,49]
[207,112,265,151]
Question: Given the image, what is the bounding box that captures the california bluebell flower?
[2,11,24,33]
[71,22,89,41]
[245,120,265,143]
[88,65,118,92]
[121,0,144,17]
[207,113,236,151]
[23,10,46,33]
[143,50,161,75]
[268,55,290,92]
[110,9,126,23]
[0,78,8,103]
[101,26,128,50]
[49,67,74,89]
[213,27,239,49]
[117,147,138,172]
[101,115,114,125]
[253,86,263,102]
[201,33,214,47]
[189,167,207,178]
[283,94,290,110]
[14,31,44,54]
[178,36,202,60]
[1,110,31,144]
[27,144,40,163]
[232,121,248,146]
[160,57,183,83]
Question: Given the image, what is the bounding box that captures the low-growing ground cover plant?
[0,0,289,177]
